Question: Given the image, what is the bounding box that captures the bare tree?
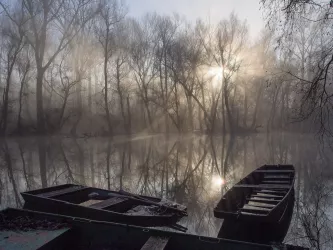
[0,0,97,134]
[0,8,25,135]
[260,0,333,137]
[95,0,127,135]
[16,49,31,133]
[128,15,158,132]
[205,13,248,134]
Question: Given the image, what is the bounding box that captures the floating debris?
[126,205,158,216]
[159,198,187,211]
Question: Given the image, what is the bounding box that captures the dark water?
[1,133,332,249]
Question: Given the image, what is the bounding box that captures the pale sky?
[126,0,265,39]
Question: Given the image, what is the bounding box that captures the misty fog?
[1,0,333,249]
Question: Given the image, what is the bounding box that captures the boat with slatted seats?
[218,188,295,244]
[21,184,187,230]
[214,164,295,222]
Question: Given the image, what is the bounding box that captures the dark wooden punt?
[21,184,187,230]
[218,188,295,244]
[0,208,308,250]
[214,165,295,222]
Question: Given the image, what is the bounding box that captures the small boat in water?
[21,184,187,230]
[214,165,295,223]
[1,208,306,250]
[218,188,295,244]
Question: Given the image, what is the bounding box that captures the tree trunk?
[126,95,131,134]
[17,69,29,133]
[224,83,234,134]
[221,88,226,135]
[251,82,263,129]
[4,141,22,206]
[38,138,47,188]
[88,72,92,134]
[116,60,127,133]
[243,92,248,127]
[106,140,111,190]
[36,70,46,134]
[186,94,194,132]
[1,75,10,135]
[104,45,112,135]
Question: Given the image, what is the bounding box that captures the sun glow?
[208,66,223,88]
[212,176,225,187]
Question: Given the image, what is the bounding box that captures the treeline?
[0,0,319,136]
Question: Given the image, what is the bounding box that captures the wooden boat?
[1,208,307,250]
[214,165,295,222]
[218,188,295,244]
[21,184,187,230]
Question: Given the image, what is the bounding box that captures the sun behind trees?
[0,0,312,136]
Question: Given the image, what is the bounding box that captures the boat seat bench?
[89,197,129,209]
[254,170,294,173]
[250,194,282,200]
[234,184,291,189]
[248,201,275,208]
[262,181,290,184]
[37,186,89,198]
[264,176,291,180]
[246,197,279,204]
[255,190,287,195]
[241,205,270,214]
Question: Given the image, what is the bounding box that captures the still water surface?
[1,133,332,249]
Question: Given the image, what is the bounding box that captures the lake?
[1,133,332,249]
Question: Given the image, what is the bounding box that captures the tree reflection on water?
[0,133,332,249]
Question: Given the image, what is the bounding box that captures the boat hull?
[21,184,183,228]
[214,165,295,223]
[1,208,288,250]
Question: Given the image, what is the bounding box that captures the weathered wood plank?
[141,236,169,250]
[262,180,290,184]
[243,204,271,211]
[38,186,88,198]
[254,189,287,194]
[251,194,283,200]
[235,184,291,189]
[241,205,270,214]
[255,170,294,173]
[248,201,275,208]
[246,197,280,204]
[89,197,128,209]
[264,175,290,179]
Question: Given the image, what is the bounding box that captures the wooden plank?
[248,201,275,208]
[254,193,284,198]
[240,211,267,216]
[246,197,280,204]
[38,186,88,198]
[255,170,294,173]
[141,237,169,250]
[251,195,283,200]
[242,204,271,211]
[241,205,270,214]
[254,189,287,194]
[262,181,290,184]
[264,175,290,179]
[234,184,291,189]
[89,197,128,209]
